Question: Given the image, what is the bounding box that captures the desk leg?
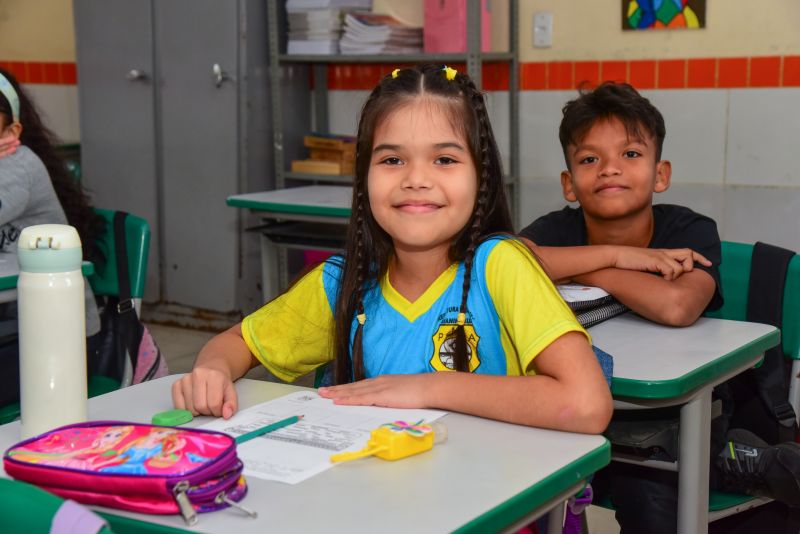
[260,234,280,303]
[678,389,711,534]
[546,502,564,534]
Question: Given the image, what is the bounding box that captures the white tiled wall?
[518,90,573,180]
[726,88,800,187]
[521,87,800,252]
[646,89,729,185]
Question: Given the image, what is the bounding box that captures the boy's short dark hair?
[559,82,666,168]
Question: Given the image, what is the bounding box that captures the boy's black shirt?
[519,203,723,311]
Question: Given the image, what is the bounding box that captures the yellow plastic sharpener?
[330,426,435,463]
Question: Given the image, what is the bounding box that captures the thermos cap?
[17,224,83,273]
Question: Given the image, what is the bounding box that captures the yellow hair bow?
[443,65,457,81]
[391,68,401,79]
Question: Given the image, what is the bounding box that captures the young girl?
[0,68,105,263]
[0,68,105,405]
[173,64,613,433]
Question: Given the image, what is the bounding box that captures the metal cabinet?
[74,0,272,323]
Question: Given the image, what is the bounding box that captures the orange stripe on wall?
[0,60,77,85]
[3,56,799,91]
[320,55,800,91]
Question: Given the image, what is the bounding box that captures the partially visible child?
[521,82,800,533]
[173,64,613,435]
[0,68,105,405]
[0,68,105,262]
[521,82,720,327]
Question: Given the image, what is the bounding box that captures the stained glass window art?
[623,0,706,30]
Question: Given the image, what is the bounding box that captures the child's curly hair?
[0,68,105,263]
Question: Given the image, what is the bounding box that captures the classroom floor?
[147,323,621,534]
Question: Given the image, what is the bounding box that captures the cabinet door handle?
[126,69,148,82]
[212,63,235,88]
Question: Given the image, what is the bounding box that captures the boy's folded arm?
[574,268,716,327]
[520,236,616,281]
[521,237,709,283]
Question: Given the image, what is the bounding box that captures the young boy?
[522,82,800,533]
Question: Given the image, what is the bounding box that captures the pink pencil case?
[3,421,251,526]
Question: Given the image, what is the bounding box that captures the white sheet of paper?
[198,391,446,484]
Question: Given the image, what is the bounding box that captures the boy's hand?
[172,365,239,419]
[0,133,20,158]
[318,374,433,408]
[613,246,711,281]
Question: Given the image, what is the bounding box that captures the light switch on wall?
[533,11,553,48]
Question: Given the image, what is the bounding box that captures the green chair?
[88,208,151,316]
[592,241,800,525]
[0,477,187,533]
[705,241,800,412]
[703,241,800,520]
[0,477,114,533]
[86,208,151,390]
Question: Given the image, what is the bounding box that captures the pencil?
[235,415,304,444]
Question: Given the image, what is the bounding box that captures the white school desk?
[0,376,609,534]
[589,313,780,533]
[227,185,352,301]
[0,252,94,303]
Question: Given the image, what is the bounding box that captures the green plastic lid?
[17,224,83,273]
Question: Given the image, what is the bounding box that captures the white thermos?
[17,224,87,438]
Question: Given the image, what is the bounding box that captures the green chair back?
[88,209,150,299]
[704,241,800,514]
[0,477,186,533]
[705,241,800,360]
[0,478,114,533]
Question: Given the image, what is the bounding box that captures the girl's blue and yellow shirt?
[241,237,588,382]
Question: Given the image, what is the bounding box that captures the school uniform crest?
[430,324,480,372]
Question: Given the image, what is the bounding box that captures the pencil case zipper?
[172,460,253,524]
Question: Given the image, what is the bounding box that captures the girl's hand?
[172,366,239,419]
[612,246,711,281]
[0,133,20,158]
[319,374,434,409]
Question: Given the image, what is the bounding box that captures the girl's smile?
[393,199,445,213]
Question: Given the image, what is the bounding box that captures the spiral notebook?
[557,284,629,328]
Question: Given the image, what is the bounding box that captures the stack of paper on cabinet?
[339,11,423,55]
[285,0,371,55]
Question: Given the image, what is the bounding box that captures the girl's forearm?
[424,372,611,434]
[194,323,257,381]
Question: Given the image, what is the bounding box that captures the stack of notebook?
[557,284,629,328]
[339,11,423,55]
[285,0,371,55]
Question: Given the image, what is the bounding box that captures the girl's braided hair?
[333,64,512,383]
